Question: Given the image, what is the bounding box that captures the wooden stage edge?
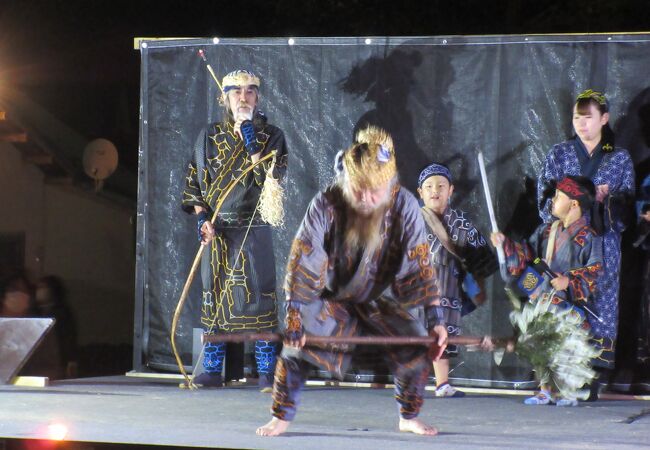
[125,370,650,400]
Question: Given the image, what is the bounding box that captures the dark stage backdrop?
[135,35,650,386]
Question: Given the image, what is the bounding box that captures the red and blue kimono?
[537,139,634,368]
[503,216,605,363]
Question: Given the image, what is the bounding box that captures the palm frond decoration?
[508,289,601,399]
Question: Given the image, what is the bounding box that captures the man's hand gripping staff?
[284,305,306,349]
[281,303,447,359]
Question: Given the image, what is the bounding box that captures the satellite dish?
[83,138,118,191]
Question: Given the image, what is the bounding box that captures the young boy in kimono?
[491,175,603,406]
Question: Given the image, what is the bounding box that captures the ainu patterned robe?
[424,206,497,356]
[182,115,288,333]
[538,139,634,367]
[502,217,607,365]
[271,184,443,421]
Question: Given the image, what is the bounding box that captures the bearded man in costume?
[182,69,288,389]
[256,126,448,437]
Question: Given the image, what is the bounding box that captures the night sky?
[2,0,650,183]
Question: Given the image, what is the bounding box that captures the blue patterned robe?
[423,206,497,356]
[537,139,635,367]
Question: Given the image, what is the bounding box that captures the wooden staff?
[202,332,514,350]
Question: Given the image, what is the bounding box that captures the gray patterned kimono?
[424,206,497,356]
[270,183,444,421]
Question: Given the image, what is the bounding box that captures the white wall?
[0,142,135,346]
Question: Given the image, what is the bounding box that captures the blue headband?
[418,163,452,187]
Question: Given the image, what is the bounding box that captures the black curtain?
[135,36,650,386]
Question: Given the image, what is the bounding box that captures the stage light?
[47,423,68,441]
[141,42,148,49]
[365,38,372,45]
[288,38,295,45]
[213,37,220,44]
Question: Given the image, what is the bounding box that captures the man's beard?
[341,186,391,254]
[235,105,253,121]
[225,104,255,122]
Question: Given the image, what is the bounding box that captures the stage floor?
[1,375,649,449]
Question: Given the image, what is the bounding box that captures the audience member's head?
[1,273,36,317]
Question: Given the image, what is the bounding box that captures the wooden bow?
[170,150,277,389]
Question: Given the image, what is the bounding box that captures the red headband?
[557,177,586,199]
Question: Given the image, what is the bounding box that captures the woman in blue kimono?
[537,89,635,374]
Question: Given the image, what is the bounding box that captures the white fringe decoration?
[257,158,285,228]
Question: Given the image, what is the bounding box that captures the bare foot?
[399,417,438,436]
[256,417,291,437]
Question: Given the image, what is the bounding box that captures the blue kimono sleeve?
[501,224,543,280]
[566,233,603,304]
